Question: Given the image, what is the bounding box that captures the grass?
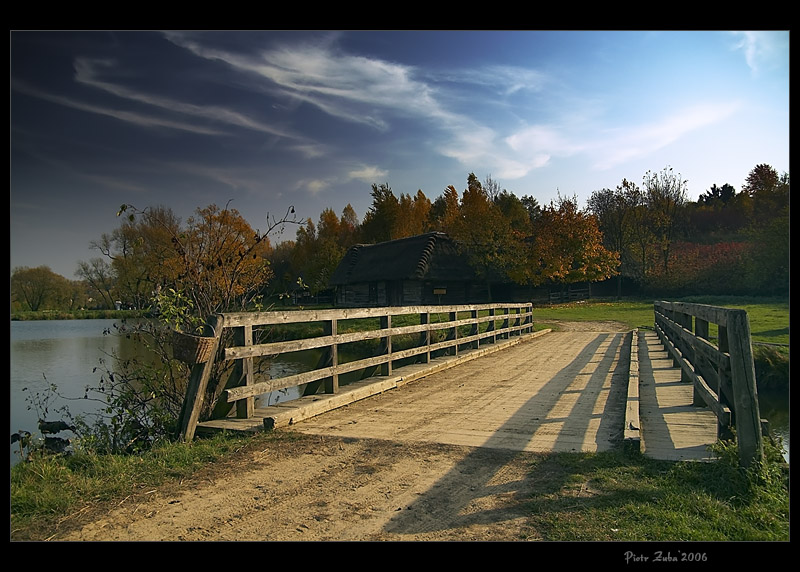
[533,295,789,345]
[522,442,788,541]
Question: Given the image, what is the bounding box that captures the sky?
[10,30,790,280]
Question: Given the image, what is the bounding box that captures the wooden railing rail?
[653,301,764,467]
[178,303,533,442]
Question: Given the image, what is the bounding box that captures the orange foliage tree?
[116,202,296,328]
[527,195,619,288]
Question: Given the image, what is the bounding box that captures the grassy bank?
[11,309,148,321]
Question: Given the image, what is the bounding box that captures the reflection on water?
[758,390,790,463]
[10,320,309,466]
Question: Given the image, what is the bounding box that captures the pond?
[9,319,307,467]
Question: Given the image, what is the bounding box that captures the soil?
[19,320,630,542]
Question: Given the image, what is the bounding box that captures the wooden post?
[420,311,431,363]
[381,315,392,375]
[449,311,458,355]
[177,314,225,442]
[488,308,497,344]
[727,310,764,468]
[235,325,255,419]
[471,309,479,349]
[325,319,339,393]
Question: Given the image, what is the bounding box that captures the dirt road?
[44,321,631,542]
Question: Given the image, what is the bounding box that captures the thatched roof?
[329,232,476,285]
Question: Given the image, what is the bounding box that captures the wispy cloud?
[72,57,302,140]
[11,78,227,136]
[729,31,789,76]
[164,31,445,132]
[587,102,742,170]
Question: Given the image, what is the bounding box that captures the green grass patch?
[11,309,149,321]
[532,296,789,346]
[522,445,789,541]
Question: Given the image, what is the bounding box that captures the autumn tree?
[113,202,296,326]
[339,203,360,247]
[430,185,461,231]
[530,195,619,290]
[440,175,520,301]
[394,190,432,238]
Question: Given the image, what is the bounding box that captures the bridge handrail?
[177,303,533,442]
[653,301,763,467]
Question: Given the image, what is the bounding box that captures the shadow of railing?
[381,331,630,536]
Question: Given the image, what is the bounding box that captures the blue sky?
[10,30,790,280]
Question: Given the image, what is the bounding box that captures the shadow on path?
[382,331,631,537]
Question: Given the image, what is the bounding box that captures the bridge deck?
[198,327,720,462]
[636,329,719,461]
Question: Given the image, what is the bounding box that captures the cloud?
[164,32,445,132]
[305,179,328,195]
[11,78,227,136]
[729,31,789,76]
[587,102,742,170]
[72,57,302,140]
[347,165,389,183]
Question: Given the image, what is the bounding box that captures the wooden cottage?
[329,232,507,307]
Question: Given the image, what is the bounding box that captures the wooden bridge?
[175,301,765,467]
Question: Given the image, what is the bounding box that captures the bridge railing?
[177,303,533,442]
[653,301,764,467]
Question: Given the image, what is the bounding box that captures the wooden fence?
[177,303,533,442]
[653,301,764,467]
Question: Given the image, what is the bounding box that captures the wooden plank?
[221,303,532,327]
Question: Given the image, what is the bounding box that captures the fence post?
[381,315,392,375]
[727,310,764,468]
[488,308,497,344]
[235,325,255,419]
[177,313,225,442]
[449,310,458,355]
[471,309,479,349]
[420,311,431,363]
[325,318,339,393]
